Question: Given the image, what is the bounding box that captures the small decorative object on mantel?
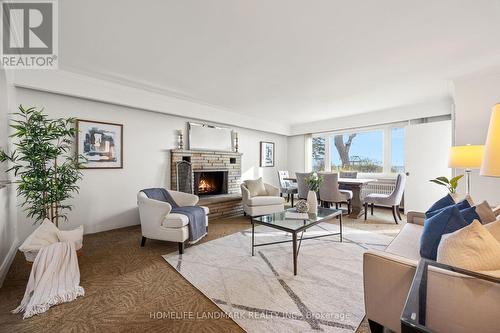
[178,129,184,149]
[295,200,309,213]
[260,141,275,167]
[305,172,323,215]
[77,119,123,169]
[234,132,239,152]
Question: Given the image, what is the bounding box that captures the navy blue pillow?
[460,206,481,223]
[425,194,455,217]
[420,205,471,260]
[425,198,471,218]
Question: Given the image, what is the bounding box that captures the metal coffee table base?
[251,215,342,276]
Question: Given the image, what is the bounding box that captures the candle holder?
[178,130,184,150]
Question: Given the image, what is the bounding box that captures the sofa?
[363,211,500,333]
[137,190,209,254]
[241,180,284,217]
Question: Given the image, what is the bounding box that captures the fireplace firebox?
[193,170,228,196]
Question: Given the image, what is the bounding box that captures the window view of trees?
[331,131,383,173]
[311,127,404,174]
[312,137,325,172]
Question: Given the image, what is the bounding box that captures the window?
[311,125,405,174]
[330,131,383,173]
[312,137,326,172]
[391,127,404,173]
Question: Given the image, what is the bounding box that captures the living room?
[0,1,499,332]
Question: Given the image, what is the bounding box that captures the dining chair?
[295,172,311,200]
[363,173,406,224]
[340,171,358,179]
[318,172,353,214]
[277,170,298,207]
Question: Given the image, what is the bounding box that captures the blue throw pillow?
[460,206,481,223]
[425,198,471,218]
[420,205,471,260]
[425,194,455,217]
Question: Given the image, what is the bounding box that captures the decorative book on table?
[284,212,309,220]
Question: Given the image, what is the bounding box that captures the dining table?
[283,177,376,219]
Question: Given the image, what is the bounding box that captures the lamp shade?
[480,104,500,177]
[448,145,484,169]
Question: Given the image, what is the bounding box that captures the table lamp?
[480,104,500,177]
[448,144,484,195]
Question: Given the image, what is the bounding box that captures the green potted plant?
[305,172,323,214]
[429,175,464,195]
[0,105,83,227]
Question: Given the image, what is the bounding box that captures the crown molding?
[11,69,291,136]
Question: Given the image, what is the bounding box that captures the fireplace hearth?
[193,170,228,196]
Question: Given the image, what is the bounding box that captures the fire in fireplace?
[193,170,228,196]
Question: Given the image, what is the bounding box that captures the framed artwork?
[77,119,123,169]
[260,141,275,167]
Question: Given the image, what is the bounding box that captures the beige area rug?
[163,223,393,332]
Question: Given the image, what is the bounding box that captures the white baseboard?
[0,238,18,288]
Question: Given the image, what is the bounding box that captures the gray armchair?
[318,172,352,213]
[364,173,406,223]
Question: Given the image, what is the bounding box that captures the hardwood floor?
[0,208,402,333]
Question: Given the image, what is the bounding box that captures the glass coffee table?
[251,207,343,275]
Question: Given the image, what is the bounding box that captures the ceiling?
[59,0,500,126]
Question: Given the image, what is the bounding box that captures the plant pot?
[307,190,318,215]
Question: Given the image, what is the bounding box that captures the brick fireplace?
[170,149,243,218]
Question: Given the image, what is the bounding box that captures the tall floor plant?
[0,105,83,227]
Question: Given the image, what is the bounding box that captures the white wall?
[287,135,307,176]
[453,67,500,204]
[14,88,287,241]
[0,70,18,287]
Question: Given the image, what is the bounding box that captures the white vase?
[307,190,318,215]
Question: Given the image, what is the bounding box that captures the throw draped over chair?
[137,189,209,254]
[364,173,406,224]
[318,172,353,213]
[278,170,298,207]
[295,172,311,200]
[340,171,358,179]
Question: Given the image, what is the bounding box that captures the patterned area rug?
[163,223,392,332]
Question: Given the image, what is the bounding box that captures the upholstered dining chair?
[295,172,312,200]
[277,170,298,207]
[340,171,358,179]
[363,173,406,224]
[318,172,353,213]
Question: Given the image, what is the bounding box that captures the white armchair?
[137,189,209,254]
[241,179,285,217]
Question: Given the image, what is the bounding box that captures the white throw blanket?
[13,242,85,319]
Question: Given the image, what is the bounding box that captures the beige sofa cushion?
[385,223,423,261]
[484,219,500,242]
[244,178,267,197]
[437,220,500,272]
[475,201,497,224]
[494,205,500,217]
[247,196,284,206]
